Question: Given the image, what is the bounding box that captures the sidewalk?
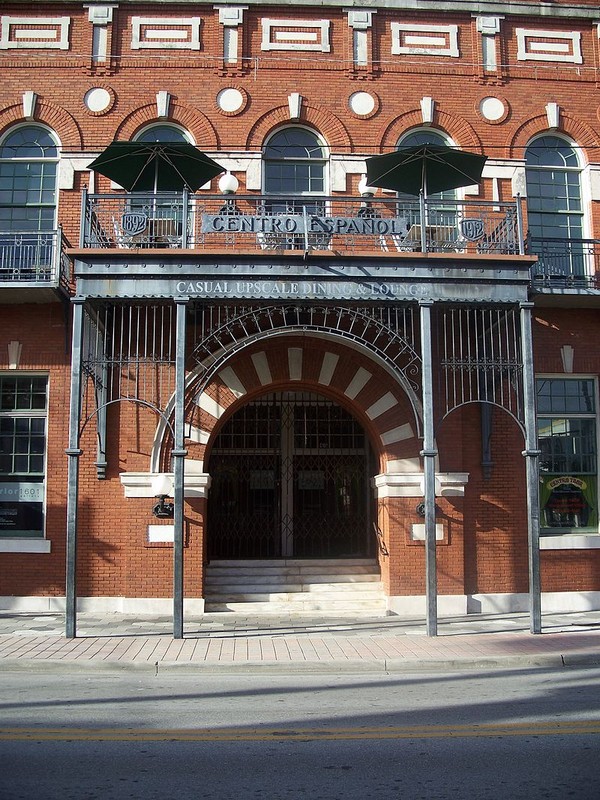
[0,610,599,673]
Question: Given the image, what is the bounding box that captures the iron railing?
[81,190,524,257]
[0,228,71,286]
[527,236,600,288]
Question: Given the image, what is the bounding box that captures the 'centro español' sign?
[201,213,409,237]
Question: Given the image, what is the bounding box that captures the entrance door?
[208,392,372,559]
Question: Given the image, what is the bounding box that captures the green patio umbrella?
[365,144,487,197]
[88,141,225,192]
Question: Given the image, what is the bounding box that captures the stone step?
[208,559,378,569]
[205,588,384,603]
[205,600,388,614]
[205,573,381,586]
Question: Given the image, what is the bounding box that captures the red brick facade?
[1,1,600,615]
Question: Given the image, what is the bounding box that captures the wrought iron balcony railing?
[527,236,600,289]
[80,190,525,258]
[0,229,71,288]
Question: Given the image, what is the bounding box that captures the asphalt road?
[1,666,599,799]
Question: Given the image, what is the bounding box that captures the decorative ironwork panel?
[190,303,421,400]
[208,392,372,559]
[80,301,177,430]
[437,305,525,428]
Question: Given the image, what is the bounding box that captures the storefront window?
[537,378,597,530]
[0,375,47,537]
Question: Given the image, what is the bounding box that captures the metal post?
[181,188,189,249]
[516,194,525,256]
[520,302,542,634]
[65,298,86,638]
[419,300,438,636]
[173,297,188,639]
[419,191,427,253]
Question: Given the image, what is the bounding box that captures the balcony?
[527,236,600,291]
[0,229,72,302]
[81,191,524,258]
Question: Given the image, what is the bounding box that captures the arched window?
[262,127,328,247]
[0,125,59,232]
[134,125,191,144]
[525,135,583,241]
[263,127,327,209]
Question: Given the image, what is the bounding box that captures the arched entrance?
[207,391,375,560]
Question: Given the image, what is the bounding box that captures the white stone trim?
[218,6,247,27]
[540,534,600,550]
[381,423,414,445]
[391,23,459,58]
[251,352,272,385]
[516,29,582,64]
[120,472,211,499]
[0,538,51,553]
[148,524,174,543]
[196,392,226,419]
[217,366,246,398]
[373,472,469,498]
[410,524,445,542]
[346,10,375,30]
[0,596,206,614]
[288,348,303,381]
[318,352,339,386]
[131,17,201,50]
[261,19,330,52]
[0,16,70,50]
[344,367,371,399]
[389,591,600,616]
[366,392,397,420]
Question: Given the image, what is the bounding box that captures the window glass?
[0,126,58,234]
[525,136,584,275]
[264,128,326,197]
[537,378,597,530]
[135,126,190,143]
[0,375,47,538]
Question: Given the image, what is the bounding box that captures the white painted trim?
[120,472,211,499]
[318,352,339,386]
[391,23,459,58]
[148,524,174,543]
[411,524,445,541]
[540,534,600,549]
[366,392,397,420]
[373,472,469,498]
[345,367,371,399]
[0,596,206,614]
[261,18,330,52]
[0,16,70,50]
[516,28,582,63]
[131,16,201,50]
[196,392,226,419]
[217,366,246,398]
[0,538,51,553]
[389,591,600,616]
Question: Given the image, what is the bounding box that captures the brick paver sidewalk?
[0,611,598,672]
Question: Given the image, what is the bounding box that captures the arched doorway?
[207,391,375,560]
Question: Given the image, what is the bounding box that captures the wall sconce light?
[152,473,174,519]
[417,475,442,517]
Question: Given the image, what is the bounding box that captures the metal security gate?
[208,392,372,559]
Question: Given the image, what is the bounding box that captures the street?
[1,665,599,799]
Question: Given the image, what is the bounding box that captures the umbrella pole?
[419,190,427,254]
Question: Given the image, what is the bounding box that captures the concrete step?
[206,587,384,603]
[205,599,388,614]
[204,574,381,587]
[204,559,385,615]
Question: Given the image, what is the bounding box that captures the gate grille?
[208,392,372,559]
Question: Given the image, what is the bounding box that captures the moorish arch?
[149,305,428,475]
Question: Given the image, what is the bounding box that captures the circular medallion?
[478,96,507,123]
[84,87,113,115]
[348,91,378,119]
[217,88,246,115]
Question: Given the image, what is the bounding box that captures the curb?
[1,652,598,674]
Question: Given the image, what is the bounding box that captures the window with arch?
[262,127,329,248]
[525,135,584,277]
[134,125,191,144]
[0,125,59,232]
